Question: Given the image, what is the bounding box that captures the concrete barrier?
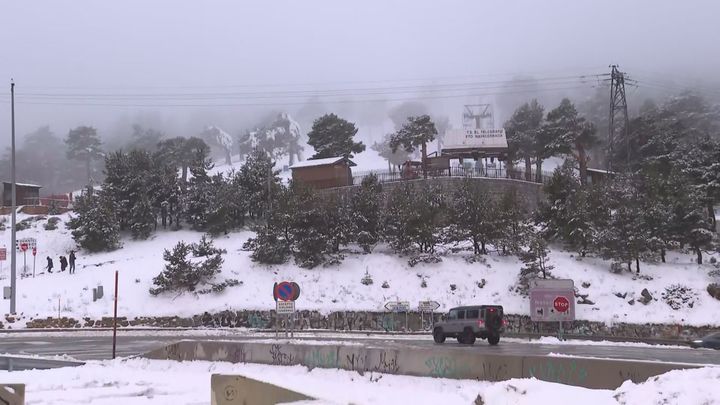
[0,384,24,405]
[211,374,314,405]
[144,340,705,390]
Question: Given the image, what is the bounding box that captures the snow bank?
[0,358,717,404]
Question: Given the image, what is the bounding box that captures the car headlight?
[692,340,703,344]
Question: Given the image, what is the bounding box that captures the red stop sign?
[20,243,28,252]
[553,296,570,313]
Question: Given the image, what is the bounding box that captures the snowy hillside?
[1,212,719,327]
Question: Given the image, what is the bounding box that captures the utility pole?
[608,65,630,171]
[10,80,17,314]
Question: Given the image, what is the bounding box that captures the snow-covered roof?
[586,168,617,175]
[289,157,356,169]
[2,181,42,188]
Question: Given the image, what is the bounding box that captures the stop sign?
[20,243,28,252]
[553,296,570,313]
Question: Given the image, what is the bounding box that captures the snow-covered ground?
[1,212,719,327]
[0,358,718,405]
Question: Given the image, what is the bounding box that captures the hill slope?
[1,213,719,328]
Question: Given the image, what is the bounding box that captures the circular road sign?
[20,243,28,252]
[553,296,570,313]
[276,281,294,301]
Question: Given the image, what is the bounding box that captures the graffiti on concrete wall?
[247,313,270,329]
[527,359,588,385]
[372,351,399,374]
[424,356,471,378]
[345,353,366,374]
[269,344,295,366]
[305,348,339,369]
[481,362,509,381]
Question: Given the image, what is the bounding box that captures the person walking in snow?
[59,256,68,272]
[46,256,54,273]
[69,250,76,274]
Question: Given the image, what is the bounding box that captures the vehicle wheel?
[462,328,476,345]
[433,328,446,344]
[488,334,500,346]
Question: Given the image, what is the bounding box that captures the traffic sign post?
[385,301,410,331]
[529,279,575,341]
[273,281,300,338]
[32,247,36,278]
[418,301,441,330]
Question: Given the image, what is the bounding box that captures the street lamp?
[9,80,17,314]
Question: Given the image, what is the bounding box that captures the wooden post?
[112,270,118,359]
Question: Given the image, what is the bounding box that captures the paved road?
[1,332,719,365]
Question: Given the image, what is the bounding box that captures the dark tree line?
[540,94,720,269]
[245,177,534,268]
[68,141,280,252]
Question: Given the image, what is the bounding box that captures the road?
[1,331,719,365]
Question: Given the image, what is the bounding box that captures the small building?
[586,168,617,185]
[2,182,42,206]
[289,157,356,189]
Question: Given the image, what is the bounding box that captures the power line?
[1,84,598,108]
[4,74,606,102]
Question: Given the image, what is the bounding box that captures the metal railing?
[352,166,553,186]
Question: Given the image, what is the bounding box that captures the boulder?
[638,288,653,305]
[615,292,627,299]
[708,283,720,301]
[610,262,624,274]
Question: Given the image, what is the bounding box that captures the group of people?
[45,250,76,274]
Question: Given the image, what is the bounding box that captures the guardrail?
[352,166,554,186]
[0,356,84,372]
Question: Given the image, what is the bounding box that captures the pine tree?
[389,115,438,179]
[287,183,331,268]
[130,196,155,239]
[351,174,383,253]
[383,183,443,253]
[497,189,531,256]
[517,234,554,295]
[68,186,121,252]
[445,180,498,254]
[383,183,415,253]
[236,148,280,219]
[65,126,103,184]
[307,113,365,159]
[595,175,649,272]
[544,99,598,185]
[504,100,544,181]
[149,239,225,296]
[371,134,411,173]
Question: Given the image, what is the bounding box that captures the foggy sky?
[1,0,719,144]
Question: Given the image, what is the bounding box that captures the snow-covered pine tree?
[130,196,155,239]
[351,174,382,253]
[149,239,225,295]
[236,148,280,219]
[445,179,498,254]
[383,183,415,253]
[68,186,121,252]
[288,183,331,268]
[389,115,438,179]
[384,183,443,254]
[307,113,365,159]
[517,234,554,295]
[322,193,353,254]
[497,189,531,256]
[504,99,544,181]
[595,175,649,272]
